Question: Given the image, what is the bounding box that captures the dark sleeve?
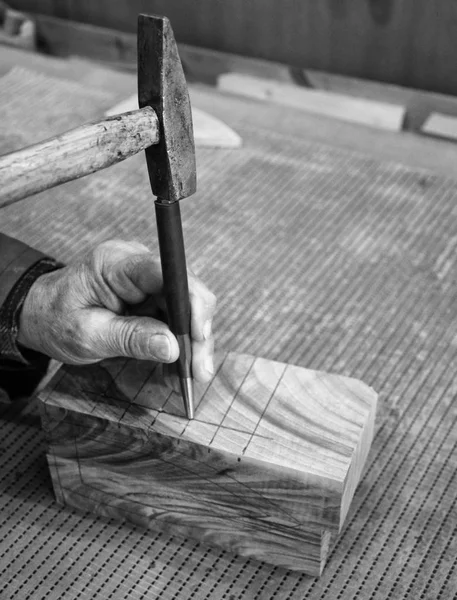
[0,233,63,400]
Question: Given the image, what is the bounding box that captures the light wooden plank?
[192,106,242,148]
[105,94,242,148]
[189,85,457,183]
[38,351,377,576]
[422,112,457,141]
[218,73,405,131]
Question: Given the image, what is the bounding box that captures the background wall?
[9,0,457,95]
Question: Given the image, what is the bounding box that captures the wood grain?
[0,107,158,208]
[38,352,377,575]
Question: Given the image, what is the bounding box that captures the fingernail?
[203,319,212,340]
[152,334,171,362]
[205,354,214,376]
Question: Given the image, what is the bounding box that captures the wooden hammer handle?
[0,106,159,209]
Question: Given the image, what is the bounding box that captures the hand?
[17,240,216,383]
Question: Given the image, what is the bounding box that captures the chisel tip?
[180,377,194,419]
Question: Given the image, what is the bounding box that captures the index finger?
[188,273,217,343]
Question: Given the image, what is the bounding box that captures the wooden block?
[218,73,405,132]
[421,112,457,141]
[37,352,377,576]
[0,6,35,51]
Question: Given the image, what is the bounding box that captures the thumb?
[91,309,180,362]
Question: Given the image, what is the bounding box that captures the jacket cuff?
[0,257,63,364]
[0,234,50,307]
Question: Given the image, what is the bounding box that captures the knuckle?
[89,240,129,269]
[122,253,144,277]
[97,239,123,252]
[207,290,217,308]
[151,257,162,273]
[91,240,116,262]
[126,240,150,253]
[189,276,217,307]
[99,239,149,256]
[92,240,152,279]
[204,290,217,314]
[120,321,147,357]
[62,314,94,359]
[83,247,105,280]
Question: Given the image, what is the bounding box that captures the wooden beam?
[19,13,457,133]
[33,13,137,65]
[422,113,457,142]
[38,351,377,576]
[218,73,405,132]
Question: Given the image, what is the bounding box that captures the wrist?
[17,271,52,355]
[0,257,62,364]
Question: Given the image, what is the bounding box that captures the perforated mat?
[0,67,456,599]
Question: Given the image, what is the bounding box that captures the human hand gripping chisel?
[0,14,197,418]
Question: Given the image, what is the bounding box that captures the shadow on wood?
[38,351,377,576]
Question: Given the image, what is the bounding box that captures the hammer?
[0,14,197,418]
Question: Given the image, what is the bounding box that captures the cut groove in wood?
[218,73,405,132]
[38,351,377,576]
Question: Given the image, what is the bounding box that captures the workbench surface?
[0,55,456,600]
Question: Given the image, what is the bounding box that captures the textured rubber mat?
[1,68,456,599]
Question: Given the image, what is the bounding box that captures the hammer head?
[138,14,196,202]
